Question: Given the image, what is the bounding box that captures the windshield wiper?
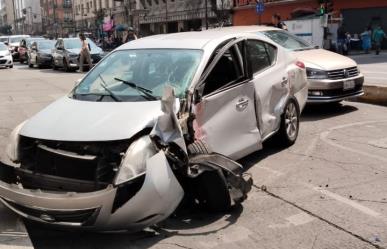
[114,77,158,101]
[98,74,122,102]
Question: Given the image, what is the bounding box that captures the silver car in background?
[0,29,307,231]
[225,26,365,104]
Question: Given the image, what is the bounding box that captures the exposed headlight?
[306,68,328,79]
[114,136,157,186]
[6,121,26,163]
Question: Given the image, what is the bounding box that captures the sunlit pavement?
[1,64,387,249]
[350,51,387,87]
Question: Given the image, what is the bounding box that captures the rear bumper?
[307,75,364,103]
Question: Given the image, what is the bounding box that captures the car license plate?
[343,80,355,90]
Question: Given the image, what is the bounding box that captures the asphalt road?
[1,64,387,249]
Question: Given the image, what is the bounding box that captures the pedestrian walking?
[337,24,347,55]
[122,27,138,44]
[78,33,92,72]
[271,14,288,31]
[360,27,372,54]
[373,26,386,55]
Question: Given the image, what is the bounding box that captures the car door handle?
[236,98,249,111]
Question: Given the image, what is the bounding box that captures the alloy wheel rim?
[285,102,298,140]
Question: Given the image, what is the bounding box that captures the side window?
[203,46,243,95]
[247,40,277,74]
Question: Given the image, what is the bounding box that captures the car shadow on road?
[24,205,243,249]
[300,102,359,123]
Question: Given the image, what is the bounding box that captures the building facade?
[0,0,15,32]
[233,0,387,33]
[12,0,42,34]
[138,0,233,35]
[40,0,74,37]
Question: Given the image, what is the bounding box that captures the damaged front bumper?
[0,151,184,231]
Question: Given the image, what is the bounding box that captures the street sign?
[256,1,265,15]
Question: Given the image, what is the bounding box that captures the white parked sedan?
[0,29,307,231]
[0,42,13,68]
[223,26,365,103]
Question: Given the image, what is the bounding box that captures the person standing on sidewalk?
[373,26,386,55]
[79,33,92,72]
[360,27,372,54]
[122,27,138,44]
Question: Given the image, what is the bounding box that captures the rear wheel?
[276,99,300,147]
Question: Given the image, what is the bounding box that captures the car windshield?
[0,43,7,50]
[262,30,314,51]
[0,38,8,43]
[64,38,98,50]
[38,40,55,50]
[73,49,202,102]
[9,36,26,44]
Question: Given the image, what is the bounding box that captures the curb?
[357,85,387,106]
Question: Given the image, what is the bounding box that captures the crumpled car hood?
[295,49,357,70]
[20,97,164,141]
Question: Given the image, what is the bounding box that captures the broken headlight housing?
[306,68,328,79]
[114,136,157,186]
[6,121,26,163]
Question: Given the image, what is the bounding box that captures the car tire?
[188,140,211,155]
[194,170,231,213]
[9,65,13,68]
[276,99,300,147]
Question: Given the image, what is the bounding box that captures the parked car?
[8,35,30,61]
[0,42,13,68]
[0,29,307,231]
[18,37,44,64]
[52,37,104,71]
[223,26,364,104]
[0,36,9,44]
[28,40,56,68]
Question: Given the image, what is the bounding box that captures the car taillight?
[295,61,305,69]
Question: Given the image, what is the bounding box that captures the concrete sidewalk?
[349,52,387,105]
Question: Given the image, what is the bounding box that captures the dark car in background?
[52,38,104,72]
[28,40,56,68]
[18,37,44,64]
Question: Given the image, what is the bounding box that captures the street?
[1,63,387,249]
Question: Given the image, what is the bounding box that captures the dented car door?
[194,41,261,160]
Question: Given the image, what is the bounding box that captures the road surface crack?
[253,184,386,249]
[159,242,195,249]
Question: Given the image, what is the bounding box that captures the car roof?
[117,27,276,50]
[217,25,281,33]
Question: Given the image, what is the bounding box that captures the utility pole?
[205,0,208,29]
[165,0,168,33]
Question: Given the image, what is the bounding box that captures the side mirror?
[57,46,63,50]
[4,42,8,45]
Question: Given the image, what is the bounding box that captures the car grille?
[19,136,130,192]
[0,60,6,64]
[327,67,359,80]
[320,84,363,97]
[4,200,99,225]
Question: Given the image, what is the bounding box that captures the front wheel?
[276,99,300,147]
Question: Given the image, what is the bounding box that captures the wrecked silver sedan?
[0,29,308,231]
